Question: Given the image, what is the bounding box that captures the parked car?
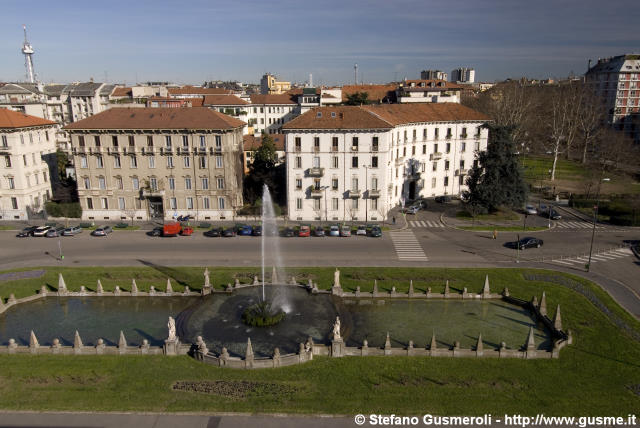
[282,227,295,237]
[16,226,38,237]
[62,226,82,236]
[237,225,253,236]
[508,236,544,250]
[314,226,325,237]
[524,205,538,215]
[356,225,367,236]
[45,226,66,238]
[340,226,352,237]
[91,226,113,236]
[222,227,236,237]
[298,225,311,237]
[32,226,53,237]
[179,226,194,236]
[251,226,263,236]
[204,227,223,237]
[150,227,163,237]
[548,209,562,220]
[369,226,383,237]
[329,225,340,237]
[435,195,451,203]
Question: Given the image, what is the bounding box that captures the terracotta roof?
[243,133,285,151]
[0,108,56,129]
[249,94,297,105]
[282,104,489,130]
[186,97,204,107]
[111,87,132,97]
[64,107,245,131]
[168,86,233,95]
[203,95,249,106]
[341,84,397,103]
[282,106,393,130]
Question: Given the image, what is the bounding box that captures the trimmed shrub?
[45,202,82,218]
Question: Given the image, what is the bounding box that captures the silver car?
[32,226,52,237]
[62,226,83,236]
[524,205,537,215]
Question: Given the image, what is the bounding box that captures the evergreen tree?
[345,92,370,105]
[463,125,528,212]
[243,134,286,207]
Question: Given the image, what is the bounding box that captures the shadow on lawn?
[136,259,197,290]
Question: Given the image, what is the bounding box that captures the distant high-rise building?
[420,70,447,81]
[260,73,291,95]
[585,54,640,141]
[450,68,475,83]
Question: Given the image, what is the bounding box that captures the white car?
[32,226,53,237]
[524,205,537,215]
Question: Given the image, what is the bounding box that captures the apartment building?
[451,67,476,83]
[0,109,57,220]
[64,108,245,221]
[260,73,291,95]
[282,104,489,222]
[396,79,465,103]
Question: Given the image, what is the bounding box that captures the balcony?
[142,189,165,197]
[0,145,11,153]
[308,167,324,177]
[178,147,190,155]
[107,146,120,154]
[313,146,320,153]
[294,145,302,152]
[331,146,339,152]
[368,189,381,198]
[350,146,359,152]
[445,134,452,140]
[160,147,173,155]
[430,152,442,161]
[474,133,481,140]
[458,168,469,176]
[89,147,103,154]
[372,145,379,152]
[197,147,206,154]
[347,189,361,198]
[460,133,468,139]
[309,187,323,198]
[142,147,155,155]
[394,157,405,166]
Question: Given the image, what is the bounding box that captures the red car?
[162,221,193,237]
[180,226,194,236]
[298,225,311,237]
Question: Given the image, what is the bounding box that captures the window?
[372,136,378,152]
[372,156,378,168]
[167,156,174,168]
[26,175,30,187]
[352,156,358,168]
[132,177,139,190]
[445,160,450,170]
[295,156,302,169]
[218,197,225,209]
[215,156,223,168]
[203,197,210,209]
[178,155,188,168]
[446,128,452,139]
[202,177,209,189]
[185,177,192,190]
[459,175,465,185]
[165,136,172,148]
[332,178,339,190]
[432,162,437,172]
[148,156,156,168]
[8,177,15,189]
[118,197,125,210]
[313,199,321,211]
[185,136,192,148]
[216,177,224,189]
[332,137,339,151]
[78,136,85,147]
[434,129,439,139]
[332,198,338,210]
[128,135,135,147]
[371,177,378,190]
[295,178,302,189]
[423,145,427,154]
[87,198,93,210]
[460,160,465,169]
[98,176,106,189]
[186,197,194,210]
[168,177,175,190]
[352,177,359,191]
[43,172,48,183]
[434,143,438,153]
[312,156,320,168]
[446,143,451,153]
[352,198,358,209]
[352,137,358,150]
[423,128,427,139]
[146,136,153,147]
[170,198,177,210]
[412,146,416,156]
[101,198,108,209]
[95,136,101,147]
[150,178,158,191]
[313,178,321,190]
[199,156,207,169]
[114,155,121,168]
[1,135,7,147]
[403,147,406,157]
[413,129,417,140]
[294,137,301,151]
[372,198,378,210]
[461,142,466,152]
[96,155,104,168]
[215,135,222,149]
[23,155,27,166]
[431,177,436,188]
[115,177,123,190]
[444,176,449,187]
[80,155,88,168]
[111,136,118,147]
[296,198,303,210]
[4,155,11,168]
[11,197,18,210]
[332,156,338,168]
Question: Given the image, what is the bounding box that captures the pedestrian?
[392,216,396,225]
[492,229,497,240]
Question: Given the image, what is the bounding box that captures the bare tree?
[123,208,137,225]
[575,85,607,164]
[544,85,578,181]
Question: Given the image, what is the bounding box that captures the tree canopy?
[463,125,528,213]
[243,133,286,207]
[345,91,370,106]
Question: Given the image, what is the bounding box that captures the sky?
[0,0,638,86]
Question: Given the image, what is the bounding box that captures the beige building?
[260,73,291,95]
[0,109,57,220]
[64,108,245,221]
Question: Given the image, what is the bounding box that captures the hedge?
[44,202,82,218]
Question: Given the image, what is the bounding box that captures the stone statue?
[204,268,210,287]
[196,336,208,356]
[167,316,176,341]
[334,269,341,288]
[332,316,341,341]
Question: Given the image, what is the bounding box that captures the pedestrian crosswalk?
[551,247,634,266]
[409,220,444,228]
[390,230,429,261]
[556,221,602,229]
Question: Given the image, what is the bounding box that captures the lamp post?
[586,171,606,272]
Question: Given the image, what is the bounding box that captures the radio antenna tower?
[22,25,36,83]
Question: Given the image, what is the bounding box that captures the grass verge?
[458,226,548,232]
[0,266,639,415]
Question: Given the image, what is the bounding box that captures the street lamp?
[586,171,607,272]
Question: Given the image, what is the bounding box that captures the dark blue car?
[237,225,253,236]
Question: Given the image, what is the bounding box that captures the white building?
[0,109,57,220]
[282,104,489,222]
[396,80,463,103]
[451,68,476,83]
[420,70,448,81]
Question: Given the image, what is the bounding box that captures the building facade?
[420,70,448,81]
[585,54,640,141]
[0,109,57,220]
[260,73,291,95]
[282,105,489,222]
[451,68,476,83]
[396,80,463,103]
[64,108,245,221]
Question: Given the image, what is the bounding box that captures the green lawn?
[458,226,547,232]
[456,210,520,221]
[1,266,639,415]
[522,155,589,182]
